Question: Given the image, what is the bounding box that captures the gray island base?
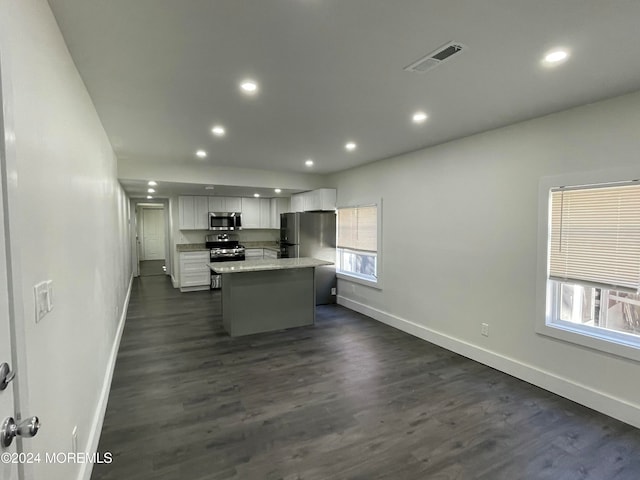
[209,258,334,337]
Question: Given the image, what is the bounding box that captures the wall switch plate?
[481,323,489,337]
[331,287,337,295]
[34,281,49,323]
[45,280,54,312]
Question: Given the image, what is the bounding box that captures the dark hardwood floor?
[91,276,640,480]
[139,260,166,277]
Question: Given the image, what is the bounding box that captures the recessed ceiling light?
[147,195,153,199]
[148,180,157,186]
[148,188,155,193]
[305,159,314,167]
[253,193,260,198]
[240,80,258,94]
[205,186,215,190]
[211,125,226,137]
[274,188,282,194]
[543,49,569,65]
[412,111,428,124]
[345,142,357,151]
[196,150,207,158]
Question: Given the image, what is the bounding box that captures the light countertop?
[176,243,208,252]
[209,257,333,274]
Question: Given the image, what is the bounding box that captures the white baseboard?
[78,274,134,480]
[171,274,178,288]
[337,295,640,429]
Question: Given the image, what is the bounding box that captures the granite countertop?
[176,243,208,252]
[209,257,333,274]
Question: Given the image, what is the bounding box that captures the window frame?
[536,168,640,362]
[336,199,382,289]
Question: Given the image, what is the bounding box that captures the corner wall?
[1,1,133,479]
[329,90,640,428]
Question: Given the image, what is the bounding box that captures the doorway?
[136,204,167,277]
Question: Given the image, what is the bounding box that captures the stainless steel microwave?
[208,212,242,231]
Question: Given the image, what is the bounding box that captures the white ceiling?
[119,179,302,199]
[48,0,640,185]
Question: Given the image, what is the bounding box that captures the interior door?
[0,146,18,480]
[142,207,165,260]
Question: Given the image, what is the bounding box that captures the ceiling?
[48,0,640,183]
[119,179,301,199]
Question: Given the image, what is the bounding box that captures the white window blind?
[337,205,377,252]
[549,183,640,292]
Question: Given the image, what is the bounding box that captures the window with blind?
[337,205,378,283]
[544,181,640,352]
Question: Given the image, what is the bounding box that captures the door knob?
[0,363,15,390]
[1,416,40,448]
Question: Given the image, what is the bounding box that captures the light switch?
[46,280,54,312]
[34,281,48,323]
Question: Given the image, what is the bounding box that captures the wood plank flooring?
[139,260,166,277]
[91,276,640,480]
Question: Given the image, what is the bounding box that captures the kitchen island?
[209,258,333,337]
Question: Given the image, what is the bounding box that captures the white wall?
[329,90,640,428]
[1,1,132,479]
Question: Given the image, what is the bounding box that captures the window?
[540,179,640,358]
[337,204,379,285]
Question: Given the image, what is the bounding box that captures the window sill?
[336,272,382,290]
[536,320,640,363]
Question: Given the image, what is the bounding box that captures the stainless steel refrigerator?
[280,211,336,305]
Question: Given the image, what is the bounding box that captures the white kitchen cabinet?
[270,197,290,228]
[289,189,336,213]
[225,197,242,212]
[179,251,210,291]
[260,199,271,228]
[245,248,264,260]
[194,196,209,229]
[241,198,261,228]
[208,196,225,212]
[304,188,336,211]
[208,196,243,213]
[290,193,304,212]
[179,196,196,229]
[179,195,209,230]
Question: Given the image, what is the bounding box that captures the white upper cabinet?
[290,194,304,212]
[270,197,290,228]
[260,199,271,228]
[194,196,209,229]
[289,188,336,213]
[208,196,225,212]
[208,196,243,213]
[225,197,242,212]
[241,197,261,228]
[179,196,196,230]
[179,196,208,230]
[179,194,298,230]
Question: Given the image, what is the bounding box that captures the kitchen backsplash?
[176,229,279,245]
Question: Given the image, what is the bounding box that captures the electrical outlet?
[481,323,489,337]
[71,426,78,454]
[331,287,336,295]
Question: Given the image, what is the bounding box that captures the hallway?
[91,276,640,479]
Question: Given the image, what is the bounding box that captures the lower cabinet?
[179,251,210,292]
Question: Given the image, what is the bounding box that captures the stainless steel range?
[205,234,245,289]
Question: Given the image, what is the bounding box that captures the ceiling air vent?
[404,41,467,73]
